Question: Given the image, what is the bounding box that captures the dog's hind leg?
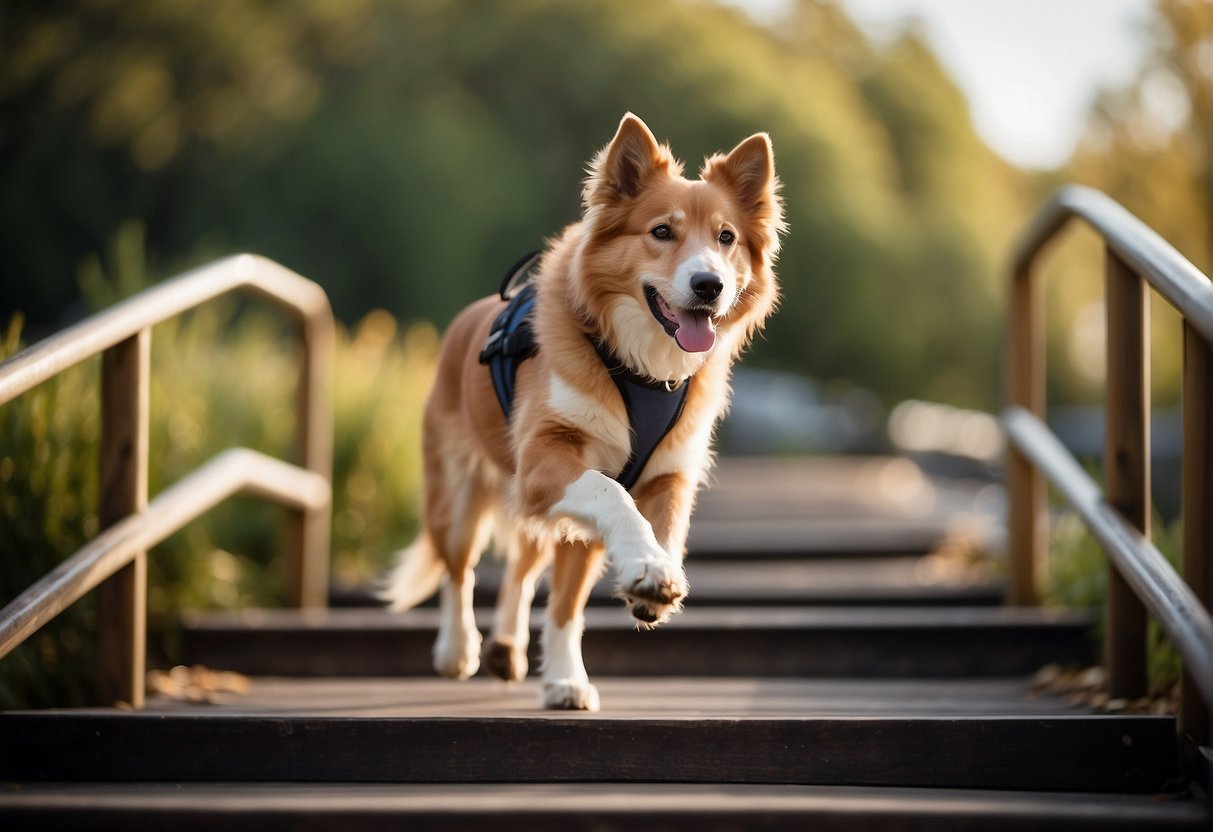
[483,532,551,682]
[540,540,606,710]
[429,463,495,680]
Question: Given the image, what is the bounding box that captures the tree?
[1,0,1032,408]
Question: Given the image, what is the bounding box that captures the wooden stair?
[178,605,1094,678]
[0,457,1206,829]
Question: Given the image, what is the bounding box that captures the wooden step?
[334,557,1006,609]
[685,456,1001,560]
[132,676,1109,718]
[178,606,1094,678]
[0,677,1176,793]
[0,782,1204,831]
[685,518,951,559]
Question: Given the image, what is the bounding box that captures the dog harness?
[479,251,691,491]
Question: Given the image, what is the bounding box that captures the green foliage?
[1055,0,1209,406]
[0,242,436,707]
[0,0,1032,410]
[1046,511,1185,692]
[0,316,101,709]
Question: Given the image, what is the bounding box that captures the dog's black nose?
[690,272,724,302]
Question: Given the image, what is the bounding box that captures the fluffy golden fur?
[383,113,784,710]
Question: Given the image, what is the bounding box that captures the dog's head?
[573,113,784,380]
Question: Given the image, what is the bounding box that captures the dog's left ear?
[704,133,777,214]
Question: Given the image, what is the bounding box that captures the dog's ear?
[703,133,785,255]
[585,113,670,206]
[703,133,776,214]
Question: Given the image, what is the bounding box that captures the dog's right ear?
[584,113,673,207]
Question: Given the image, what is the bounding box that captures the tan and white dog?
[383,113,784,710]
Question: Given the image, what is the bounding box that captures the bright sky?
[734,0,1158,169]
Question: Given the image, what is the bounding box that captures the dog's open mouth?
[644,286,716,353]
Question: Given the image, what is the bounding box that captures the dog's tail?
[377,532,447,612]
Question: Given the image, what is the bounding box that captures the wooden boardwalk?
[1,455,1206,829]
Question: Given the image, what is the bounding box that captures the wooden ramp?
[1,456,1206,829]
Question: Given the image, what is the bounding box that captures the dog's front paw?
[615,556,687,627]
[433,629,482,680]
[482,639,528,682]
[542,679,600,711]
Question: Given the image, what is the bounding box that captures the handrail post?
[1104,249,1149,700]
[1182,322,1212,748]
[1008,256,1046,605]
[96,328,150,708]
[284,316,333,608]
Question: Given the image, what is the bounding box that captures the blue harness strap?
[479,252,692,490]
[478,251,543,418]
[478,282,538,418]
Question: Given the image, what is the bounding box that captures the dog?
[382,113,784,710]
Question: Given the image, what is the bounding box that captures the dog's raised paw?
[616,559,687,626]
[542,680,600,711]
[482,639,528,682]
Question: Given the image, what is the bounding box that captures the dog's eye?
[650,224,673,240]
[718,229,736,246]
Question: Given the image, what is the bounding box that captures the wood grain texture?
[1104,249,1149,700]
[1007,249,1046,606]
[133,677,1090,718]
[0,708,1176,793]
[1183,322,1213,747]
[331,557,1006,609]
[686,456,997,560]
[0,783,1204,832]
[96,330,150,708]
[176,606,1095,679]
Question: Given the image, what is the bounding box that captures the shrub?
[1046,509,1184,693]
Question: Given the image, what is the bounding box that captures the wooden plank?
[685,456,999,559]
[331,558,1006,609]
[178,606,1095,679]
[133,677,1085,718]
[0,783,1204,831]
[686,518,947,559]
[0,710,1177,793]
[96,330,150,709]
[1104,249,1149,700]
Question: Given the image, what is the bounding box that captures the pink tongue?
[673,309,716,352]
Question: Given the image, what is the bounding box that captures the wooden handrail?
[0,254,334,707]
[1005,186,1213,754]
[0,449,330,662]
[1003,407,1213,707]
[0,253,334,607]
[0,254,331,404]
[1012,186,1213,342]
